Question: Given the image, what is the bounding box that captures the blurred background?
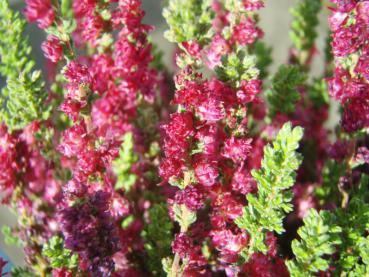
[1,0,331,267]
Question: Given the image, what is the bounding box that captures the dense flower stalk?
[0,0,368,276]
[327,0,369,133]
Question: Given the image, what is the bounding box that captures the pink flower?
[331,23,365,57]
[172,233,193,259]
[341,99,369,133]
[24,0,55,29]
[211,229,248,263]
[206,34,230,69]
[58,121,89,157]
[242,0,264,11]
[0,126,18,192]
[73,0,97,18]
[232,18,263,46]
[81,13,105,46]
[198,98,225,122]
[164,112,195,139]
[237,79,262,103]
[195,125,221,157]
[194,160,219,187]
[64,61,91,85]
[41,35,63,63]
[182,41,202,58]
[231,166,257,194]
[159,158,184,181]
[222,137,252,163]
[175,185,205,211]
[60,99,82,122]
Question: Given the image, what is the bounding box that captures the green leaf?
[42,236,78,269]
[265,65,306,117]
[1,225,23,247]
[142,203,173,276]
[163,0,213,45]
[173,204,197,231]
[215,48,259,87]
[0,0,48,130]
[289,0,321,52]
[112,132,139,192]
[235,122,304,260]
[253,41,273,80]
[287,209,342,277]
[11,267,37,277]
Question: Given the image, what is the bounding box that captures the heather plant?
[0,0,368,276]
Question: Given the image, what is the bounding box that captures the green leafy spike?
[163,0,213,45]
[253,41,273,80]
[308,78,329,108]
[265,65,306,117]
[42,236,78,269]
[0,0,48,130]
[289,0,321,52]
[1,225,23,246]
[11,267,37,277]
[235,122,304,260]
[334,175,369,274]
[112,132,139,192]
[215,48,259,87]
[142,203,173,276]
[286,209,342,277]
[315,159,347,206]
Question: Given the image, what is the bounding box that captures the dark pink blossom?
[232,18,263,46]
[210,229,248,263]
[206,34,230,69]
[41,35,63,63]
[64,61,91,85]
[194,160,219,187]
[24,0,55,29]
[172,233,193,259]
[175,185,205,211]
[0,257,9,276]
[222,137,252,163]
[237,79,262,103]
[198,98,225,122]
[341,100,369,133]
[58,121,89,158]
[231,166,257,194]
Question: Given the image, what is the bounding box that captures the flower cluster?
[0,0,368,276]
[328,0,369,133]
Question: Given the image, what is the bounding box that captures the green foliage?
[60,0,73,18]
[215,48,259,87]
[265,65,306,117]
[289,175,369,276]
[11,267,37,277]
[286,209,342,277]
[253,41,273,80]
[235,122,304,260]
[121,215,135,229]
[222,0,263,14]
[0,0,48,130]
[149,41,166,71]
[308,78,329,108]
[315,159,347,206]
[334,175,369,274]
[1,225,23,246]
[173,203,197,231]
[43,236,78,269]
[112,132,139,192]
[163,0,213,45]
[289,0,321,52]
[142,203,174,276]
